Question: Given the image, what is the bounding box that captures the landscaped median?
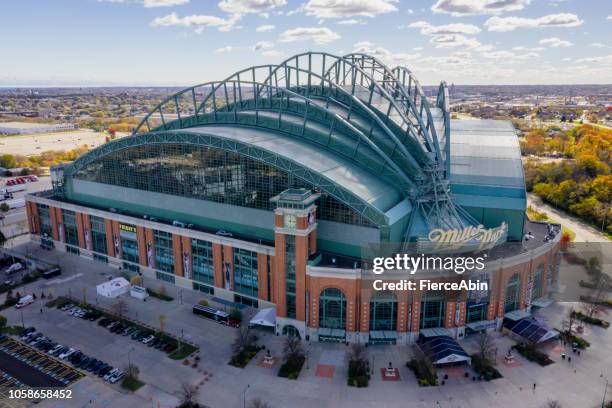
[512,343,554,366]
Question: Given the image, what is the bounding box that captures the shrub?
[471,355,502,380]
[0,315,6,328]
[278,355,305,379]
[146,288,173,301]
[347,359,370,387]
[197,299,208,306]
[407,359,437,386]
[230,308,242,323]
[572,311,610,329]
[130,276,143,286]
[512,343,554,366]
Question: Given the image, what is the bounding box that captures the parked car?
[108,370,125,384]
[104,368,119,381]
[59,348,75,359]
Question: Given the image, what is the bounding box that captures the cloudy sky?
[1,0,611,86]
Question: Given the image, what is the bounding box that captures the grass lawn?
[121,376,144,392]
[168,343,198,360]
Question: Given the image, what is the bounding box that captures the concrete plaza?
[1,241,611,408]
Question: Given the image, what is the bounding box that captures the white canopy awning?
[249,307,276,328]
[96,277,130,298]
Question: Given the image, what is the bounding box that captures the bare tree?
[348,343,367,363]
[124,363,139,381]
[112,298,128,320]
[179,382,198,407]
[248,398,271,408]
[476,331,496,364]
[232,325,256,355]
[561,307,577,337]
[282,336,304,363]
[581,275,609,319]
[158,314,166,334]
[543,400,562,408]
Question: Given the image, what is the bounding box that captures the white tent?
[96,277,130,298]
[249,307,276,328]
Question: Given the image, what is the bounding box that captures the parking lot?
[0,335,82,388]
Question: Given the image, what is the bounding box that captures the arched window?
[531,265,544,301]
[369,291,397,331]
[420,291,445,329]
[319,288,346,330]
[504,274,521,313]
[282,325,301,338]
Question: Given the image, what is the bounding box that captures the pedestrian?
[533,383,537,393]
[40,308,43,313]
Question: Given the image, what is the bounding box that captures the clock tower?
[270,188,319,338]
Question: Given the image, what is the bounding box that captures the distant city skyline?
[2,0,611,86]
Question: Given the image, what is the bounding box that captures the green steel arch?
[134,78,420,193]
[133,62,428,186]
[65,130,391,227]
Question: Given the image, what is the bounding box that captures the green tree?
[0,154,16,169]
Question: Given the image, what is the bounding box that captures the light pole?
[601,374,609,408]
[127,347,135,371]
[19,309,25,328]
[242,384,250,408]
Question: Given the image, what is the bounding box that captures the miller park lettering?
[426,222,508,252]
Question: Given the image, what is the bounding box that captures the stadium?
[25,52,561,345]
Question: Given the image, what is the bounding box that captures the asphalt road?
[527,194,609,243]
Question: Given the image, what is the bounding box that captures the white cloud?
[253,40,274,50]
[430,34,482,49]
[512,46,545,52]
[262,50,284,57]
[589,42,605,48]
[151,12,240,32]
[575,54,612,64]
[413,47,423,51]
[407,21,481,35]
[480,50,539,60]
[485,13,583,32]
[143,0,188,7]
[256,24,275,32]
[607,15,612,20]
[352,41,420,64]
[215,46,234,53]
[278,27,340,44]
[539,37,573,47]
[432,0,530,16]
[304,0,397,19]
[337,19,365,25]
[218,0,286,14]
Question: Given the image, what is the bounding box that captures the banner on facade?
[147,243,155,267]
[183,251,191,280]
[84,228,92,251]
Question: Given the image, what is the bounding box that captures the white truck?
[2,198,25,209]
[0,185,27,194]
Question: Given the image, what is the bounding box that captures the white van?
[15,295,34,309]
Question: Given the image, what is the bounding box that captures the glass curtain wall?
[319,288,346,330]
[73,144,375,227]
[154,230,175,283]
